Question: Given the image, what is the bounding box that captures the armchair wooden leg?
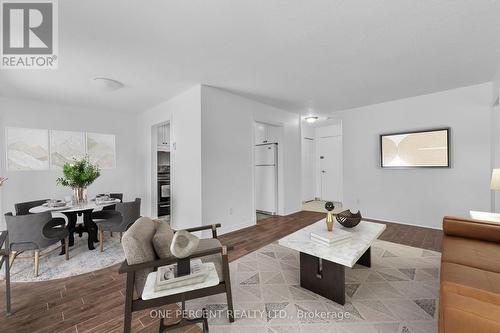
[221,246,235,323]
[110,232,113,237]
[8,251,18,268]
[34,249,40,277]
[120,232,123,242]
[65,237,69,260]
[99,230,104,252]
[123,271,135,333]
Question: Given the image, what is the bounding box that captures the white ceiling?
[1,0,500,114]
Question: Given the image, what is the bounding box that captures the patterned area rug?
[0,233,124,282]
[186,240,440,333]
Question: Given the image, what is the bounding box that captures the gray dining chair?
[5,211,69,277]
[14,199,50,216]
[92,198,141,252]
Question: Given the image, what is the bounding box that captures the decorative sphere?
[324,201,335,211]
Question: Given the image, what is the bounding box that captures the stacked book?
[155,259,209,291]
[310,229,352,247]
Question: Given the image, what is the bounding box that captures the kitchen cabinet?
[255,122,279,144]
[157,124,170,150]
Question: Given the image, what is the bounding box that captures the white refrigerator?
[255,143,278,214]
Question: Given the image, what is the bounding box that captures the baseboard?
[363,216,442,230]
[284,208,302,216]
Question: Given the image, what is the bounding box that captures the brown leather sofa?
[439,216,500,333]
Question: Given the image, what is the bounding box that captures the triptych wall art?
[6,127,116,171]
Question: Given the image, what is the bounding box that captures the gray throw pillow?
[122,217,158,299]
[153,221,175,258]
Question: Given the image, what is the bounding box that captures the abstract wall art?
[86,132,116,169]
[6,127,117,171]
[50,130,86,169]
[6,127,50,170]
[380,128,450,168]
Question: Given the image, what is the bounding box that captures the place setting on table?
[28,157,121,251]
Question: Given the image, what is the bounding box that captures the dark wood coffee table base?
[300,247,371,305]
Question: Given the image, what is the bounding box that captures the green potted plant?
[57,157,100,204]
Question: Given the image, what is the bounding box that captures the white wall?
[200,86,302,234]
[0,96,140,229]
[335,83,492,229]
[137,86,202,230]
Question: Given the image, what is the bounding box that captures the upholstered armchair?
[119,217,234,333]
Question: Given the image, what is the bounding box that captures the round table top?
[29,199,121,214]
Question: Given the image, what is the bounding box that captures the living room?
[1,1,500,333]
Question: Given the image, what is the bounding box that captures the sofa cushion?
[440,288,500,333]
[443,216,500,243]
[122,217,158,299]
[441,262,500,306]
[152,222,174,258]
[442,236,500,274]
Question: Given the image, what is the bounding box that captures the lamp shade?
[491,169,500,190]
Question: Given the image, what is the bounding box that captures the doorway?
[151,121,171,223]
[302,137,315,202]
[318,135,343,202]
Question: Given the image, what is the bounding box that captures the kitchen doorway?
[254,121,281,220]
[151,121,171,223]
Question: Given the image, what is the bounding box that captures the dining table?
[29,199,121,251]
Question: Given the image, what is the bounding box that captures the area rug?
[0,233,125,282]
[185,239,441,333]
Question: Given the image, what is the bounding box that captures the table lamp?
[491,169,500,190]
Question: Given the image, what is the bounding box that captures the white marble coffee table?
[278,219,386,305]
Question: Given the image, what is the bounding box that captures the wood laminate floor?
[0,211,442,333]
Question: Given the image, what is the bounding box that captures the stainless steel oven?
[158,167,170,216]
[158,180,170,202]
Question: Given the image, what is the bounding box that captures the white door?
[319,136,342,202]
[302,138,315,201]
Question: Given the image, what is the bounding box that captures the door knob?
[321,170,326,173]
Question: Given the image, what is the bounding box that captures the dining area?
[0,157,142,281]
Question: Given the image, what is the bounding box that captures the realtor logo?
[1,0,58,69]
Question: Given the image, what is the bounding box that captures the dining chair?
[92,198,141,252]
[5,211,69,277]
[14,199,50,216]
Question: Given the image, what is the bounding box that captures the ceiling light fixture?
[305,116,319,123]
[92,77,124,92]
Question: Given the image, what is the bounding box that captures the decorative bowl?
[336,210,362,228]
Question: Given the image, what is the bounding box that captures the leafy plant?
[56,157,100,188]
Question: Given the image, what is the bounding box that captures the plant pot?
[73,187,87,205]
